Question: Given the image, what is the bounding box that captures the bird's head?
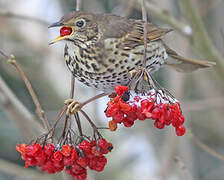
[49,11,99,45]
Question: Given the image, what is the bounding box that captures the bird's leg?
[64,92,108,115]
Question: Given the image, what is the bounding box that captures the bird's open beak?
[48,21,74,45]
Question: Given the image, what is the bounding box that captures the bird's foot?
[129,69,137,79]
[64,99,83,115]
[129,68,148,80]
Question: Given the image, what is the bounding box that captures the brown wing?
[99,14,171,47]
[123,20,172,43]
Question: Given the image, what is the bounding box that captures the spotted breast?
[64,37,168,92]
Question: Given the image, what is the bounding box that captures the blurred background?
[0,0,224,179]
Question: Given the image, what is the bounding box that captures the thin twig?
[221,29,224,54]
[141,0,148,68]
[0,51,50,131]
[174,156,194,180]
[50,105,67,141]
[178,0,224,83]
[0,158,54,180]
[0,11,49,26]
[135,0,190,36]
[183,96,224,111]
[0,50,9,59]
[70,75,75,98]
[74,113,83,136]
[9,58,51,131]
[0,76,44,139]
[122,0,135,17]
[189,131,224,161]
[81,93,108,107]
[76,0,81,11]
[80,109,102,138]
[97,127,109,130]
[73,0,83,138]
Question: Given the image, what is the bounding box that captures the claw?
[65,99,82,115]
[64,99,74,104]
[129,69,137,79]
[143,72,148,81]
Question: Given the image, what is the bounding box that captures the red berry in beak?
[60,27,73,37]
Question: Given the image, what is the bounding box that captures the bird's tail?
[165,45,216,73]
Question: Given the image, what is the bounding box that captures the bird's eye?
[76,20,85,27]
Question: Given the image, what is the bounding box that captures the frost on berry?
[16,138,113,180]
[105,85,186,136]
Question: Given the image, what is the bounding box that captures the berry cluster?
[105,85,186,136]
[16,138,113,180]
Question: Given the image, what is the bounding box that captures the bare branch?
[0,51,51,132]
[76,0,81,11]
[183,97,224,111]
[0,158,54,180]
[141,0,148,68]
[135,0,191,36]
[0,11,49,26]
[178,0,224,82]
[189,131,224,161]
[174,157,194,180]
[9,58,51,131]
[0,50,9,59]
[0,76,45,139]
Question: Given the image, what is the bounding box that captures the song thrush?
[49,11,215,92]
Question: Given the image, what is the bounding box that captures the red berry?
[89,140,96,147]
[79,140,91,154]
[115,85,128,96]
[77,156,89,168]
[61,144,72,157]
[52,151,63,162]
[105,104,120,117]
[119,101,131,112]
[98,138,109,150]
[63,156,73,166]
[113,111,124,123]
[25,157,37,167]
[60,26,73,37]
[89,156,98,170]
[71,163,86,174]
[151,106,161,119]
[94,156,107,172]
[176,125,186,136]
[91,146,101,157]
[26,143,42,157]
[35,151,47,166]
[123,118,134,127]
[126,112,138,122]
[154,120,165,129]
[141,99,149,108]
[109,120,117,131]
[16,144,27,154]
[44,143,55,156]
[71,149,78,160]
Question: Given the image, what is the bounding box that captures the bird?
[49,11,215,93]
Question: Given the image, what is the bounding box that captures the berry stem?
[81,93,108,107]
[70,75,84,137]
[141,0,148,68]
[80,109,102,138]
[74,112,83,137]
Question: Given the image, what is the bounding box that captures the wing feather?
[99,14,171,46]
